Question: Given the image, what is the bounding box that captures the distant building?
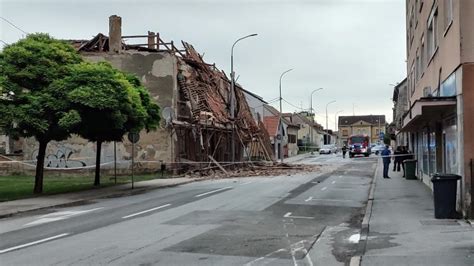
[402,0,474,218]
[290,112,324,151]
[262,105,299,159]
[338,115,386,145]
[392,78,409,147]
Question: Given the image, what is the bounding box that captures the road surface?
[0,154,377,265]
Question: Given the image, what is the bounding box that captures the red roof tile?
[263,116,279,136]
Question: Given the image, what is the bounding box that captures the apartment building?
[403,0,474,218]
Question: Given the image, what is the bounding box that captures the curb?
[352,158,380,266]
[0,179,197,220]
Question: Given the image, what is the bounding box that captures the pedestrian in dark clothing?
[342,145,348,158]
[381,145,391,178]
[400,146,408,177]
[393,146,402,171]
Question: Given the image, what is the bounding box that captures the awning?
[400,97,456,132]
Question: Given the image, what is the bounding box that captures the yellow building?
[338,115,386,145]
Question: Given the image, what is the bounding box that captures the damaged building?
[1,15,273,175]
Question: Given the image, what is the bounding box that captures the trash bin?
[431,173,461,219]
[403,159,417,179]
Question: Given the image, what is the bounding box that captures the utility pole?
[230,33,257,163]
[310,88,323,153]
[279,68,293,163]
[325,100,336,145]
[335,110,343,146]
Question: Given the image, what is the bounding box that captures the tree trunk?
[33,140,48,194]
[94,140,102,186]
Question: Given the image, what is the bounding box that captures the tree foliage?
[1,33,161,191]
[0,33,82,193]
[58,62,161,185]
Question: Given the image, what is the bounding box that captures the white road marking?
[310,199,354,202]
[349,233,361,243]
[0,233,69,254]
[195,187,232,197]
[24,207,103,227]
[122,204,171,219]
[332,181,336,184]
[321,186,327,191]
[305,196,313,202]
[283,212,314,219]
[240,181,253,185]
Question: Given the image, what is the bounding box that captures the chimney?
[109,15,122,53]
[147,31,156,49]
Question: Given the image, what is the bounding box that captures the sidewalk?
[360,159,474,265]
[0,177,198,219]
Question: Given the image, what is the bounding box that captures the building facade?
[262,105,299,159]
[392,78,409,147]
[290,112,324,151]
[0,16,273,175]
[338,115,386,145]
[402,0,474,218]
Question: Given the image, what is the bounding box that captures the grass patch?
[0,174,163,202]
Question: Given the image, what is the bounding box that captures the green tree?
[60,62,161,186]
[0,34,82,193]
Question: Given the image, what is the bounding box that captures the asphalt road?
[0,153,377,265]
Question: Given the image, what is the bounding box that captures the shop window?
[423,132,429,175]
[429,131,437,174]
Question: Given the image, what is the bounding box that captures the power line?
[0,40,9,46]
[0,17,28,35]
[282,98,311,111]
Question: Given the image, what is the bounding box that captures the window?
[342,130,348,136]
[410,63,415,95]
[440,71,456,96]
[288,134,296,144]
[420,35,425,73]
[415,49,420,81]
[427,7,438,59]
[444,0,453,30]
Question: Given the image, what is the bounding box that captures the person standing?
[381,145,391,178]
[393,146,402,171]
[342,145,348,158]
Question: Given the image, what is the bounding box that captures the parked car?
[371,144,385,155]
[319,144,337,154]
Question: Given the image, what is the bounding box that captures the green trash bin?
[404,159,417,179]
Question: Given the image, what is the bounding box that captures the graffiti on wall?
[31,146,87,168]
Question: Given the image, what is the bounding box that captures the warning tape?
[0,153,414,170]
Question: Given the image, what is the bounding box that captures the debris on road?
[184,162,320,179]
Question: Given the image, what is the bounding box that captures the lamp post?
[325,100,336,144]
[230,33,257,163]
[310,88,323,153]
[335,110,344,146]
[279,68,293,163]
[334,110,344,132]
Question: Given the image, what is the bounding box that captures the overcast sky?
[1,0,407,129]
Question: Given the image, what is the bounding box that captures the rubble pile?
[184,163,320,179]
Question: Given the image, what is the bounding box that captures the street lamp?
[334,110,344,132]
[335,110,344,148]
[309,88,323,153]
[230,33,258,163]
[279,68,293,163]
[325,100,336,144]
